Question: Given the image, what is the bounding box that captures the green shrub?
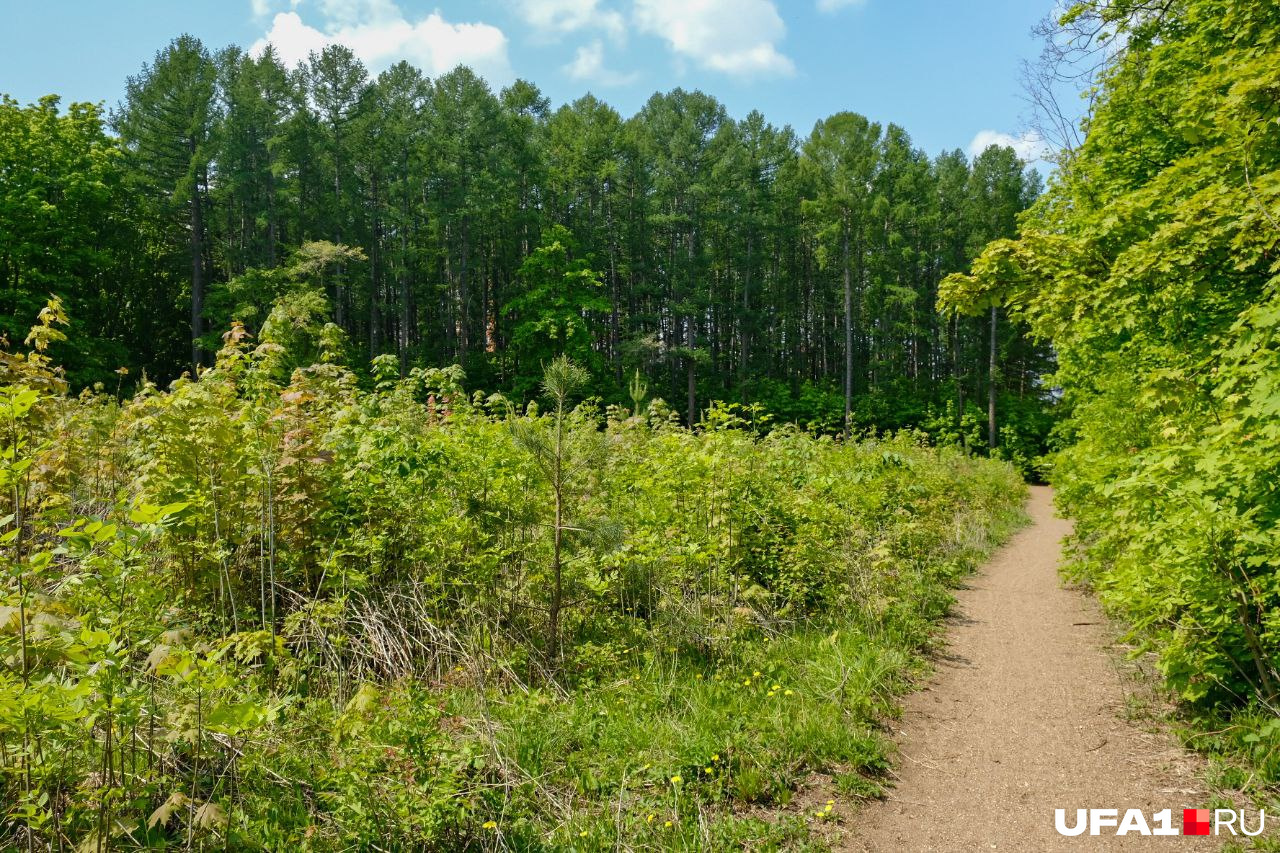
[0,314,1025,849]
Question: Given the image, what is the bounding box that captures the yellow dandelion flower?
[579,831,589,837]
[752,670,761,677]
[826,800,835,806]
[711,754,720,761]
[664,821,673,828]
[670,775,682,784]
[647,814,655,824]
[771,684,780,690]
[742,679,751,686]
[704,766,713,773]
[483,821,497,830]
[695,673,703,680]
[784,689,794,696]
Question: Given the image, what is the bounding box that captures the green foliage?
[3,44,1055,443]
[115,34,219,370]
[504,228,609,394]
[0,96,135,384]
[941,0,1280,784]
[0,308,1024,849]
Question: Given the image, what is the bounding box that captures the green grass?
[305,505,1027,851]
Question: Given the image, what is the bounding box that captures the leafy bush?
[941,0,1280,793]
[0,306,1024,849]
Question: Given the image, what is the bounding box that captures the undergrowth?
[0,306,1025,850]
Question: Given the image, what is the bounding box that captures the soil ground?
[843,486,1222,851]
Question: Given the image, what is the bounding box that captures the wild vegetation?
[0,302,1024,849]
[0,44,1056,846]
[6,0,1280,847]
[0,17,1060,851]
[944,0,1280,807]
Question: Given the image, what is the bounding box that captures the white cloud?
[249,0,300,20]
[249,3,513,83]
[816,0,866,11]
[564,39,638,86]
[633,0,795,78]
[252,12,330,64]
[967,129,1051,162]
[516,0,625,40]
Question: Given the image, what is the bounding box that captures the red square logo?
[1183,808,1211,836]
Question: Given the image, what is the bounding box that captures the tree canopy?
[0,40,1048,452]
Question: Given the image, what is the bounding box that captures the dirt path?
[844,486,1218,851]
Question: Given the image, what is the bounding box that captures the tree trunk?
[988,305,998,450]
[400,158,414,374]
[266,166,278,267]
[369,174,381,356]
[843,222,852,438]
[399,230,412,374]
[607,187,622,385]
[687,351,697,429]
[740,233,753,399]
[953,313,965,444]
[549,407,565,668]
[333,141,346,330]
[685,224,697,428]
[190,171,204,372]
[458,218,470,359]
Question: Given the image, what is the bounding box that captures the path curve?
[845,486,1217,851]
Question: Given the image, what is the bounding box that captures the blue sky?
[1,0,1070,160]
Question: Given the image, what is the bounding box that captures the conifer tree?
[115,34,218,371]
